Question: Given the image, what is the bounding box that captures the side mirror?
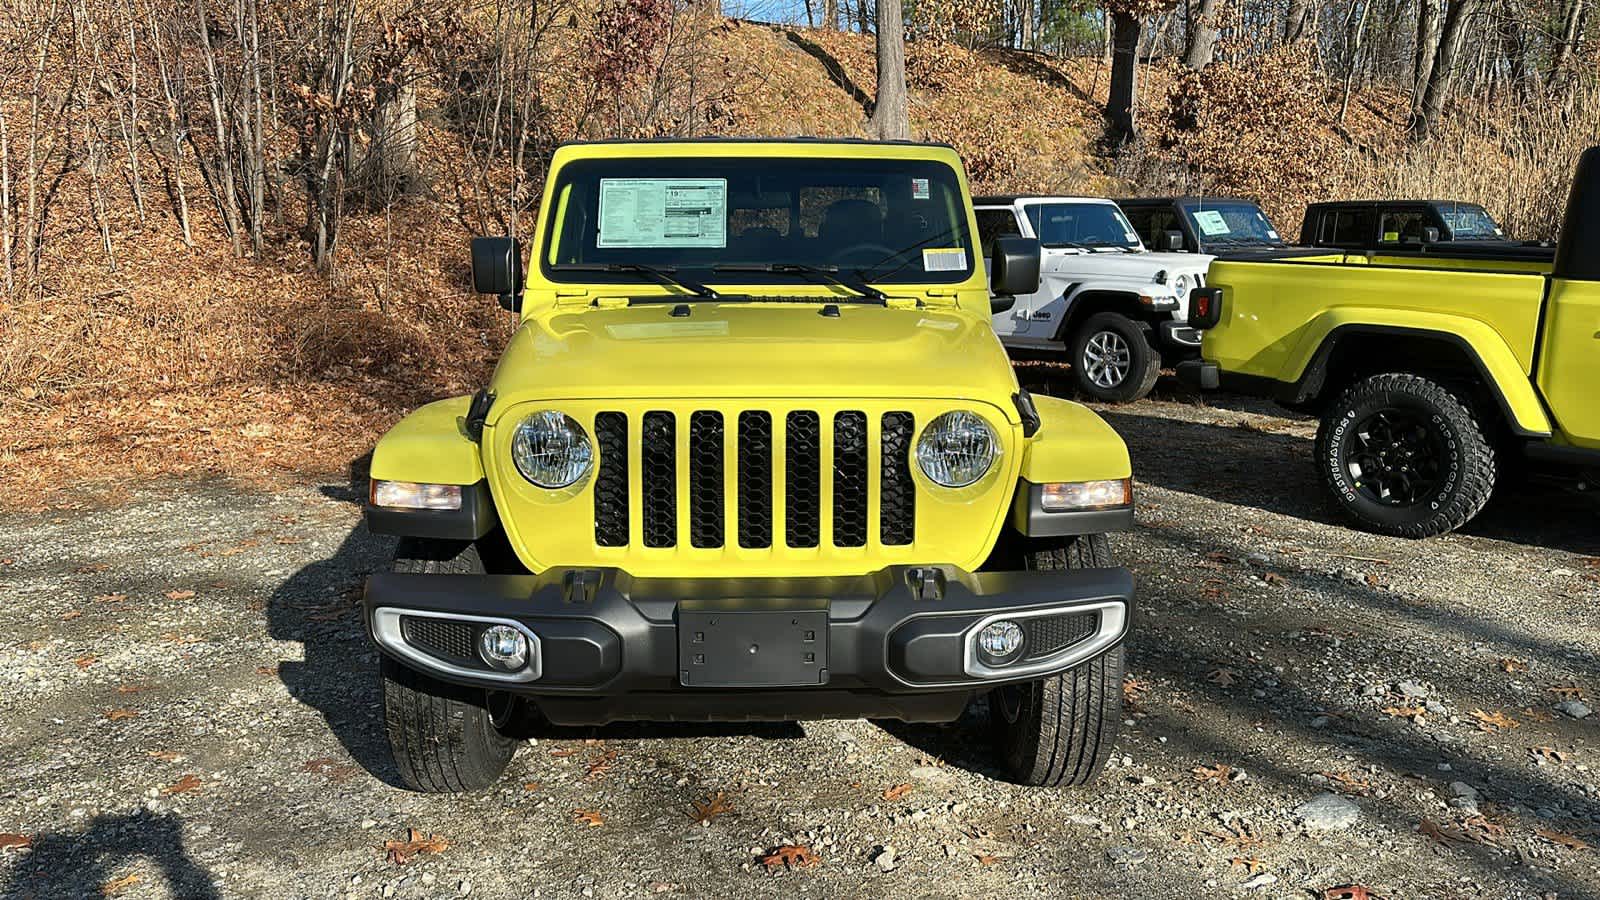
[1421,226,1440,244]
[1163,229,1186,252]
[989,235,1041,305]
[471,236,524,311]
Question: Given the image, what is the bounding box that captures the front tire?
[1314,373,1496,538]
[382,538,519,792]
[986,534,1122,787]
[1068,312,1160,403]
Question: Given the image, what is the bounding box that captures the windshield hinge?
[464,389,495,443]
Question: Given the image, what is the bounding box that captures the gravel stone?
[1295,794,1362,831]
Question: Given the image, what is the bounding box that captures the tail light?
[1190,286,1224,328]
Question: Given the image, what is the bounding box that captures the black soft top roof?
[1114,196,1264,206]
[1304,199,1485,210]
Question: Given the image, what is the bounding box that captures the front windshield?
[1023,202,1141,250]
[1181,201,1283,246]
[1436,204,1505,240]
[541,156,976,285]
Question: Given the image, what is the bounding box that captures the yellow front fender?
[369,396,487,485]
[1017,395,1132,484]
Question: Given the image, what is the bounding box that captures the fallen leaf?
[1497,658,1528,673]
[1192,764,1232,786]
[161,774,202,795]
[116,684,150,694]
[105,708,140,720]
[882,782,913,801]
[1548,684,1586,701]
[1122,676,1148,708]
[303,758,355,782]
[1530,746,1568,764]
[760,844,821,869]
[1381,705,1424,721]
[690,792,734,825]
[1263,571,1287,586]
[585,750,618,781]
[0,834,31,851]
[165,590,195,601]
[61,610,83,620]
[1536,828,1591,851]
[75,562,110,574]
[1204,820,1263,847]
[1419,818,1475,849]
[104,874,140,894]
[523,782,540,792]
[74,656,98,669]
[1320,771,1372,795]
[572,809,605,827]
[974,852,999,865]
[1204,550,1234,565]
[255,665,277,676]
[1462,815,1508,845]
[549,747,578,758]
[384,828,449,864]
[1229,856,1266,874]
[1470,709,1520,732]
[94,593,126,603]
[147,750,182,761]
[1206,667,1240,688]
[1321,887,1376,900]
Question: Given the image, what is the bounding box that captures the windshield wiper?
[712,263,887,302]
[551,263,719,299]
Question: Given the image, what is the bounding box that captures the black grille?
[738,411,773,548]
[689,411,725,548]
[1023,612,1098,661]
[832,411,868,547]
[594,412,629,547]
[785,411,821,548]
[402,616,476,665]
[880,412,915,545]
[641,411,677,548]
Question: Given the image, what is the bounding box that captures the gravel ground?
[2,383,1598,899]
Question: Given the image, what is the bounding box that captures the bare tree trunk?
[1410,0,1477,139]
[856,0,870,33]
[195,0,242,254]
[1284,0,1313,41]
[1106,10,1141,146]
[1411,0,1442,114]
[823,0,837,29]
[242,0,266,254]
[369,79,420,194]
[144,0,193,246]
[1185,0,1222,67]
[24,0,61,281]
[1550,0,1586,87]
[1338,0,1371,122]
[867,0,909,140]
[0,105,14,295]
[1017,0,1036,48]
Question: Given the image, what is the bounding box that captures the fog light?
[976,620,1025,667]
[478,625,529,671]
[1040,478,1131,511]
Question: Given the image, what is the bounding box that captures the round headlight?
[511,411,593,488]
[1173,273,1190,297]
[916,411,999,488]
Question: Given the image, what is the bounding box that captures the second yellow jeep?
[361,138,1136,791]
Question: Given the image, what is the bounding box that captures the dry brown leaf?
[384,828,449,864]
[1207,667,1240,688]
[1548,684,1586,701]
[74,655,98,669]
[1321,771,1372,795]
[1381,705,1424,720]
[882,782,913,801]
[1470,708,1520,732]
[1321,887,1377,900]
[1497,658,1528,673]
[760,844,821,869]
[161,774,202,795]
[165,590,196,601]
[523,782,540,792]
[585,750,618,781]
[573,809,605,827]
[1204,820,1263,847]
[147,750,182,762]
[1192,763,1232,786]
[1419,818,1475,849]
[1122,676,1149,708]
[1529,746,1568,764]
[104,874,141,894]
[302,758,355,782]
[1229,856,1266,874]
[94,593,126,603]
[116,684,150,694]
[105,708,140,721]
[61,610,83,620]
[255,665,278,676]
[1263,571,1287,586]
[1462,816,1508,845]
[549,747,579,758]
[1536,827,1591,851]
[690,792,734,825]
[974,852,999,866]
[0,834,31,851]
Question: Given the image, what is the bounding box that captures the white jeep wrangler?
[976,196,1214,402]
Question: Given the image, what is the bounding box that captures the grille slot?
[593,411,629,547]
[401,616,477,666]
[832,411,869,547]
[1023,612,1098,661]
[785,411,821,548]
[641,411,677,548]
[689,411,725,548]
[738,411,773,548]
[880,411,915,545]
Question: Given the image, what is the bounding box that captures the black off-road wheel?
[985,533,1123,787]
[381,538,519,793]
[1315,373,1496,538]
[1068,312,1161,403]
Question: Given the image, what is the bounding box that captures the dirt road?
[2,387,1597,899]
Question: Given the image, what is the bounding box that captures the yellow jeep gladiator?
[1181,146,1600,538]
[361,139,1137,792]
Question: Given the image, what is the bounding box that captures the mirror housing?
[989,235,1041,302]
[1163,229,1186,252]
[471,236,524,311]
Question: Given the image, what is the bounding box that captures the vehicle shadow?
[0,810,219,900]
[1102,404,1600,556]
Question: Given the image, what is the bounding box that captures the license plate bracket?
[678,607,829,687]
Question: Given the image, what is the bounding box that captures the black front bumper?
[1176,359,1220,390]
[364,565,1132,725]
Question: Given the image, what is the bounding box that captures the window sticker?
[922,248,968,272]
[1193,209,1230,236]
[1266,229,1280,240]
[598,178,727,248]
[911,178,930,200]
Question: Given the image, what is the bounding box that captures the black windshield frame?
[1179,200,1285,247]
[538,156,978,286]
